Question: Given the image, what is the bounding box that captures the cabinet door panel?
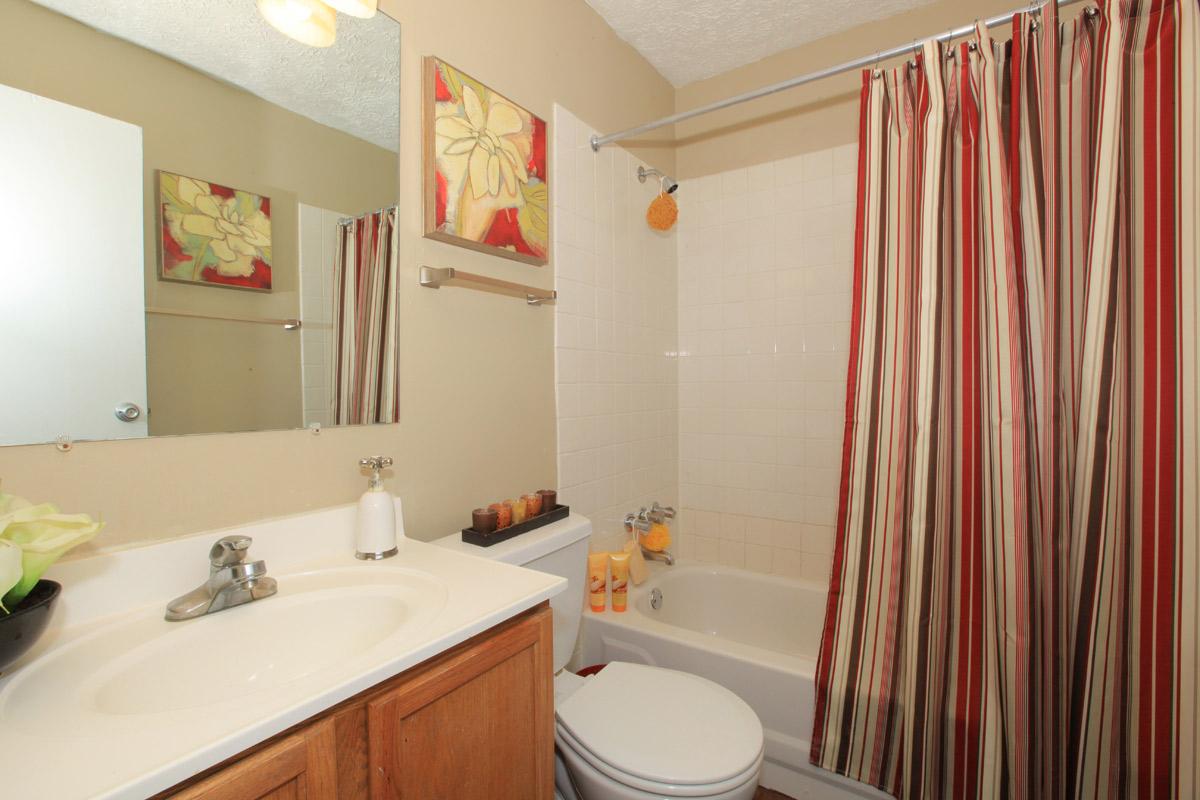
[368,607,553,800]
[167,717,337,800]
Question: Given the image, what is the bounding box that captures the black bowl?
[0,580,61,673]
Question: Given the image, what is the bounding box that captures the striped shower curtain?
[811,2,1199,798]
[333,207,400,425]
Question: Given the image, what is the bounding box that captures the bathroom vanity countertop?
[0,502,567,800]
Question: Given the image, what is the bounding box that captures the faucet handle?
[209,535,252,568]
[624,512,651,533]
[359,456,394,470]
[650,502,676,521]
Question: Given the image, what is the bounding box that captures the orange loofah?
[638,521,672,552]
[646,192,678,231]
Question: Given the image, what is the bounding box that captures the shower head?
[638,165,679,194]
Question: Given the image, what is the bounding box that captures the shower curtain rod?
[337,204,398,226]
[589,0,1089,151]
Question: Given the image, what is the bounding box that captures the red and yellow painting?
[424,57,548,265]
[158,171,273,291]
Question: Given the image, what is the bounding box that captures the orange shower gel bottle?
[587,552,608,612]
[609,551,630,612]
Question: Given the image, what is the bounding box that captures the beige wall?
[674,0,1022,178]
[146,316,304,436]
[0,0,399,438]
[146,185,305,436]
[0,0,675,552]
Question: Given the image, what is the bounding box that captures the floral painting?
[424,58,548,265]
[158,171,273,291]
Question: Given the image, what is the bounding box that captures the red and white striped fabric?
[811,2,1199,798]
[333,207,400,425]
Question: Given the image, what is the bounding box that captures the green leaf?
[438,60,463,103]
[159,173,191,214]
[517,179,548,254]
[438,61,490,115]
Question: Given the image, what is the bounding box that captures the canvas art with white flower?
[425,58,548,265]
[159,171,273,291]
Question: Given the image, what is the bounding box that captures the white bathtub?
[578,563,888,800]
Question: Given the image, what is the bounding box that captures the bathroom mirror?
[0,0,401,447]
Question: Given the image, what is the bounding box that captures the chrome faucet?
[624,502,677,566]
[165,535,278,621]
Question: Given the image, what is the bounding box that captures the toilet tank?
[432,514,591,672]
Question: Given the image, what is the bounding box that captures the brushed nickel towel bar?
[419,266,556,306]
[146,307,301,330]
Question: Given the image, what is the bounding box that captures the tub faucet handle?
[624,511,651,533]
[651,502,675,521]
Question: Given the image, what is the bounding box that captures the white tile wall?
[298,204,344,429]
[551,112,857,586]
[676,145,857,586]
[552,105,679,552]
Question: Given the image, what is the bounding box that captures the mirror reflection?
[0,0,401,446]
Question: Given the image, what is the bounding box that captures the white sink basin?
[0,566,447,733]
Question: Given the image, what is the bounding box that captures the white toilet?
[435,515,764,800]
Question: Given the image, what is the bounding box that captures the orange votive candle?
[489,502,512,529]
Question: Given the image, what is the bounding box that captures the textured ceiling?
[585,0,937,87]
[30,0,399,151]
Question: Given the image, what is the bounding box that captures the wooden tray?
[461,504,570,547]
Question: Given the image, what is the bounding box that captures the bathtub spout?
[641,546,675,566]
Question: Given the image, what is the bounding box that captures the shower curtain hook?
[943,25,956,60]
[966,18,981,51]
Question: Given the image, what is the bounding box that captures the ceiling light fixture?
[256,0,337,48]
[322,0,378,19]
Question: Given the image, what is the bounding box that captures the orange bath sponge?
[646,193,678,231]
[639,521,672,552]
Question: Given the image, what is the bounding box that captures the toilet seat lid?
[555,662,763,787]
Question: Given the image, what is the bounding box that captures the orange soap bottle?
[587,552,608,612]
[609,551,630,612]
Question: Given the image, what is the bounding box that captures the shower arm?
[638,165,679,194]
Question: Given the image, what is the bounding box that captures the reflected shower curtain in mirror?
[333,207,399,425]
[811,2,1199,798]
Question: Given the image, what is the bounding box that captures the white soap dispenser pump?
[355,456,401,560]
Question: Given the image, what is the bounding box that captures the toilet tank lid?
[431,513,591,565]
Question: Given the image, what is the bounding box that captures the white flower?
[0,492,101,611]
[167,177,271,278]
[436,85,529,199]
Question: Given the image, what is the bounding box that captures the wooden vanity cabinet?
[167,719,338,800]
[159,603,554,800]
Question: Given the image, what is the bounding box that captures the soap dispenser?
[356,456,401,560]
